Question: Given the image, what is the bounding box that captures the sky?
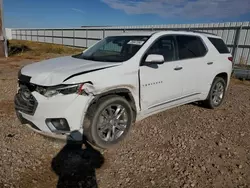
[3,0,250,28]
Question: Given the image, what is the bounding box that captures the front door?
[139,35,183,110]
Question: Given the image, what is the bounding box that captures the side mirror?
[145,54,164,64]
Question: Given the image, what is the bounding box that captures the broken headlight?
[36,84,85,98]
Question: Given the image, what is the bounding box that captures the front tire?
[204,77,226,109]
[83,96,133,149]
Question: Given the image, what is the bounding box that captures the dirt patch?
[4,82,249,188]
[230,78,250,86]
[0,100,15,116]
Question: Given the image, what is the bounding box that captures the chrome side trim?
[148,93,200,110]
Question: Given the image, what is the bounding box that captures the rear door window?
[208,37,230,54]
[176,35,207,60]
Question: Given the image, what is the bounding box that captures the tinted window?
[146,36,177,62]
[73,36,149,62]
[176,35,207,59]
[208,37,230,54]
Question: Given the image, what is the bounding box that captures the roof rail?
[166,29,217,36]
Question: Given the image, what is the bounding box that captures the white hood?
[20,56,121,86]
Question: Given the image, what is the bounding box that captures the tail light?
[228,57,233,62]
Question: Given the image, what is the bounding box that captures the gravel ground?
[0,58,250,188]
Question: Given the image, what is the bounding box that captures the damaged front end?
[15,74,96,135]
[35,83,92,98]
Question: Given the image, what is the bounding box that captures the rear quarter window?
[208,37,230,54]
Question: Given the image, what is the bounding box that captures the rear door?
[175,35,209,97]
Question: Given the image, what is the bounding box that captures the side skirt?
[136,95,201,122]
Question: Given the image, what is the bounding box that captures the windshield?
[73,36,149,62]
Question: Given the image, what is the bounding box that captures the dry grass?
[235,56,250,69]
[239,57,247,66]
[230,78,250,86]
[7,40,83,61]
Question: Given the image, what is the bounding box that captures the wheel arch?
[87,88,137,122]
[215,72,228,85]
[205,72,229,101]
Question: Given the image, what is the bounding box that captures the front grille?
[18,74,31,84]
[15,86,37,115]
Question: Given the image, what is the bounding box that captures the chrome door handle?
[207,62,213,65]
[174,66,183,71]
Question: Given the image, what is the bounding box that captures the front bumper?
[15,91,93,138]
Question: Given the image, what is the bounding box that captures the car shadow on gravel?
[51,132,104,188]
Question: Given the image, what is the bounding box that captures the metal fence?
[9,21,250,65]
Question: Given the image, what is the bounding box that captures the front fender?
[84,85,140,115]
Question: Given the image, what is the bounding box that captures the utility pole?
[0,0,7,57]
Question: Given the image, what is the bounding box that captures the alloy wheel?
[97,104,128,142]
[212,81,224,106]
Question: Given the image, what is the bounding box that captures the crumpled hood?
[21,56,121,86]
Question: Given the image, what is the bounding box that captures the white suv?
[15,31,232,148]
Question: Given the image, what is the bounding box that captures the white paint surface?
[16,31,233,138]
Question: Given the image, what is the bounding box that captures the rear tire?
[83,95,133,149]
[204,77,226,109]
